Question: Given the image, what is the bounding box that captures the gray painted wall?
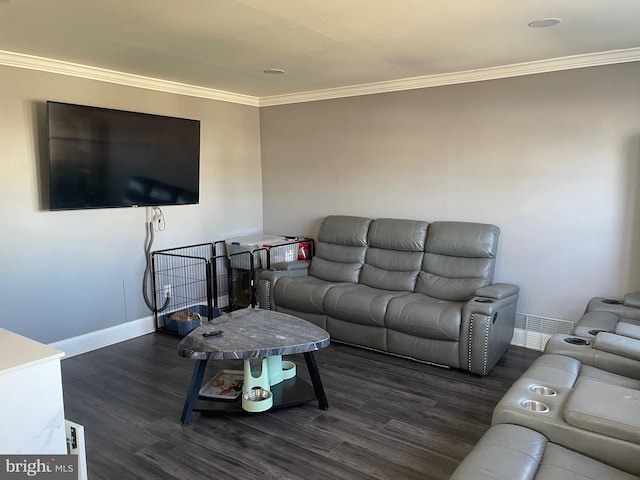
[0,66,263,344]
[2,61,639,344]
[260,62,640,321]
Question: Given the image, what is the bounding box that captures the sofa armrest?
[593,332,640,362]
[449,424,548,480]
[270,260,311,272]
[476,283,519,300]
[585,293,640,321]
[544,334,640,380]
[616,322,640,340]
[258,262,311,310]
[460,283,520,375]
[624,292,640,309]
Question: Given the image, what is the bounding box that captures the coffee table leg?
[181,359,208,424]
[303,351,328,410]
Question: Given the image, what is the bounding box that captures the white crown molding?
[258,47,640,107]
[0,50,260,107]
[2,47,640,108]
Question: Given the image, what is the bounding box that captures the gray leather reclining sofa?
[543,293,640,379]
[450,293,640,479]
[573,292,640,338]
[258,215,519,375]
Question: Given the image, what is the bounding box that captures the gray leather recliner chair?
[451,294,640,478]
[544,292,640,380]
[450,423,639,480]
[491,353,640,475]
[574,293,640,338]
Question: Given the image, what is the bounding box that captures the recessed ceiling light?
[528,18,561,28]
[263,68,286,75]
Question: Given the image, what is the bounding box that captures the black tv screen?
[47,101,200,210]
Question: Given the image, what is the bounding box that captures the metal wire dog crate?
[151,237,316,335]
[151,242,229,335]
[225,237,315,308]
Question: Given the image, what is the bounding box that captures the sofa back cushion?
[416,222,499,301]
[360,218,427,291]
[309,215,372,283]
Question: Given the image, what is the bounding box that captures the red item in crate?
[298,241,311,260]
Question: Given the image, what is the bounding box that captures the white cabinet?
[0,328,67,454]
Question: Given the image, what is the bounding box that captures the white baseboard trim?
[49,316,156,359]
[49,314,552,358]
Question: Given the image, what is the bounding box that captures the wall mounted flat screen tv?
[47,101,200,210]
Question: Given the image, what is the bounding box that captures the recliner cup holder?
[602,299,622,305]
[475,298,494,303]
[530,385,557,396]
[588,329,607,336]
[520,400,549,412]
[564,337,590,346]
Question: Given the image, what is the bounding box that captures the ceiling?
[1,0,639,104]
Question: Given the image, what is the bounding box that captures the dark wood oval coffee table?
[178,307,330,424]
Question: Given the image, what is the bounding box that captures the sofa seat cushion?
[323,284,409,327]
[384,293,463,341]
[274,276,346,315]
[449,424,639,480]
[564,378,640,444]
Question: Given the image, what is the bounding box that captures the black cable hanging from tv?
[142,212,170,313]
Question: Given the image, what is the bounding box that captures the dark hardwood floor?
[61,333,540,480]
